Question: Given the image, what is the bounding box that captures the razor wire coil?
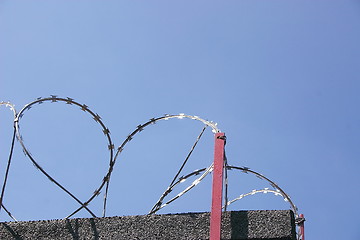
[0,96,300,227]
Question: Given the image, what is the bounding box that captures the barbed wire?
[226,165,298,217]
[101,113,220,217]
[1,96,301,228]
[1,96,221,220]
[15,96,114,219]
[0,102,17,221]
[224,188,290,206]
[147,165,298,217]
[149,125,208,214]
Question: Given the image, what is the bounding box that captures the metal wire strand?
[223,151,228,212]
[149,125,207,214]
[2,96,301,225]
[150,164,214,213]
[0,127,17,221]
[150,164,299,217]
[15,96,114,219]
[226,165,298,217]
[0,102,18,221]
[102,114,220,217]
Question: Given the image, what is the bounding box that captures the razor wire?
[1,96,222,220]
[101,113,220,218]
[0,96,301,228]
[14,96,115,219]
[226,165,299,217]
[147,164,298,217]
[224,188,291,206]
[149,125,208,214]
[0,102,17,221]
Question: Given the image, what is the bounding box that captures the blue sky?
[1,1,360,239]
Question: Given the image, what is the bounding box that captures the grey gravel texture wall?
[0,210,296,240]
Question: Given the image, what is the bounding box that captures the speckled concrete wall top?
[0,210,296,240]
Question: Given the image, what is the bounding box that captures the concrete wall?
[0,210,296,240]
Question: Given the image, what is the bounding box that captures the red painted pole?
[210,132,226,240]
[299,214,305,240]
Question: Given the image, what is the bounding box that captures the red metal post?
[210,132,226,240]
[299,214,305,240]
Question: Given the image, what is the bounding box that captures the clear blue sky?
[1,1,360,239]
